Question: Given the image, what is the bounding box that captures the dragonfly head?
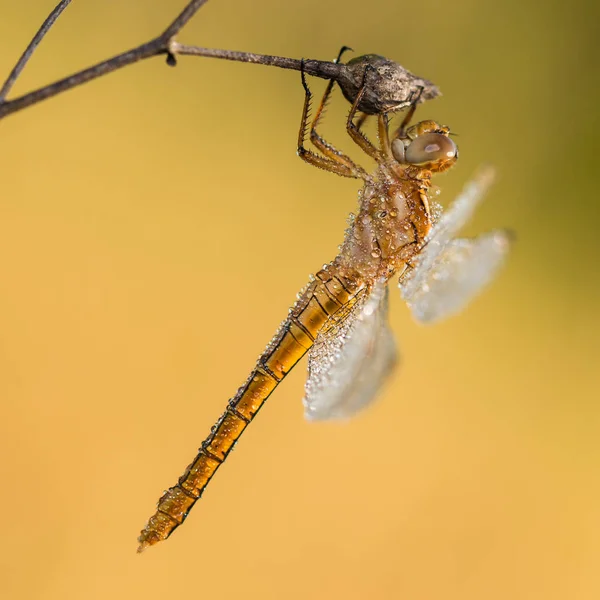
[391,119,458,173]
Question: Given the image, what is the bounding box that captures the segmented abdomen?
[137,267,359,551]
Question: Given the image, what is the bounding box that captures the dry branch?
[0,0,439,121]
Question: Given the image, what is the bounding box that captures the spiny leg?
[309,45,351,137]
[343,111,371,152]
[297,60,366,179]
[346,65,384,162]
[354,111,369,133]
[351,111,370,145]
[307,48,367,178]
[393,86,423,139]
[378,113,394,161]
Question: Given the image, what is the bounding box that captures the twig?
[0,0,73,102]
[0,0,210,120]
[0,1,441,121]
[171,43,333,74]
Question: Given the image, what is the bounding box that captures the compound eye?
[391,138,406,163]
[405,133,457,165]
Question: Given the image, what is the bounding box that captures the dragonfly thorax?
[336,177,431,282]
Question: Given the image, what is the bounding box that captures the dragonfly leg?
[298,60,367,180]
[393,86,423,139]
[354,112,369,132]
[378,113,394,161]
[346,66,385,162]
[306,48,368,179]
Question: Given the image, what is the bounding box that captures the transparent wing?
[400,167,511,323]
[401,232,510,323]
[303,279,398,421]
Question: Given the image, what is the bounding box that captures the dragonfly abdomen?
[137,268,358,551]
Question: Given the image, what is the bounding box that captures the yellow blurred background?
[0,1,598,598]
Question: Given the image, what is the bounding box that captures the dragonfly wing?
[401,166,496,303]
[400,166,510,323]
[401,230,510,323]
[303,279,398,421]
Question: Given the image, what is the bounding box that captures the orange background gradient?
[0,1,598,599]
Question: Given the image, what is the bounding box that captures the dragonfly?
[137,59,510,552]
